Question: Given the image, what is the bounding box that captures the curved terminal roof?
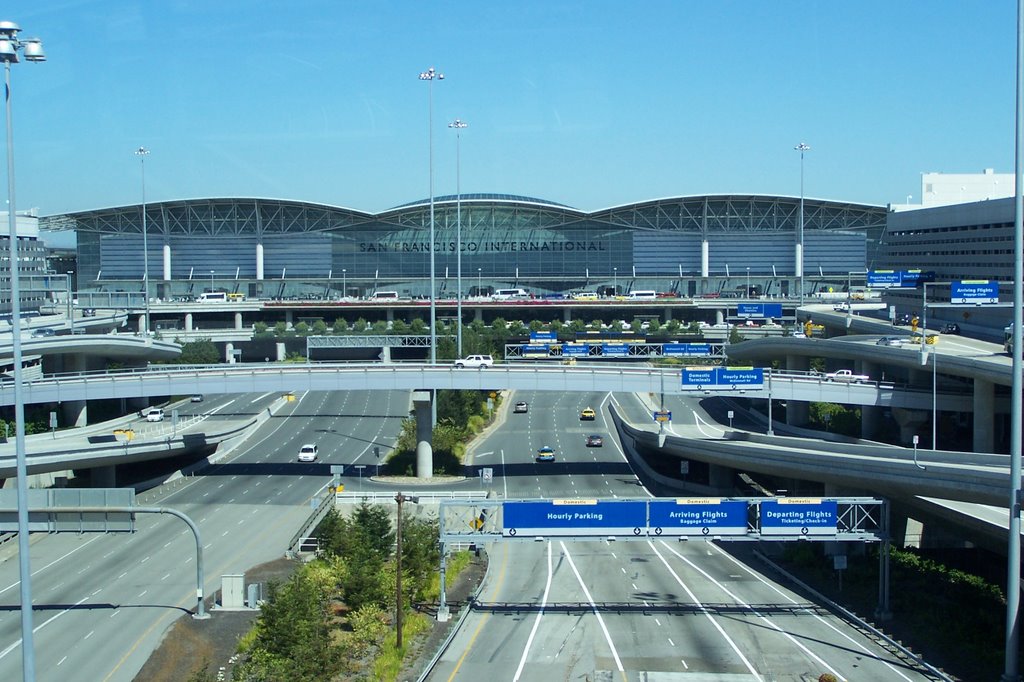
[43,193,887,237]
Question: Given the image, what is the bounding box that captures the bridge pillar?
[225,342,236,363]
[163,243,172,280]
[412,390,433,478]
[60,353,88,427]
[700,239,709,278]
[137,313,147,334]
[380,346,392,363]
[256,242,264,280]
[891,407,928,445]
[285,310,294,330]
[185,313,194,332]
[563,307,572,323]
[664,306,672,321]
[715,309,725,325]
[386,308,394,323]
[234,312,243,330]
[92,465,116,488]
[275,342,286,362]
[861,405,881,439]
[785,355,810,426]
[474,307,483,323]
[973,378,995,453]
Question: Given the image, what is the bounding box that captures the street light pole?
[795,142,810,307]
[135,147,151,335]
[395,492,419,649]
[477,267,481,298]
[342,268,346,300]
[419,66,443,365]
[745,266,750,298]
[613,267,618,296]
[449,118,468,357]
[1,20,46,682]
[66,271,72,333]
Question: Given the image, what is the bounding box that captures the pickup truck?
[823,369,869,383]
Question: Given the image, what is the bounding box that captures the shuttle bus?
[197,292,227,303]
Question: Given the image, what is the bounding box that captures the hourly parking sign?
[760,498,838,536]
[502,499,648,537]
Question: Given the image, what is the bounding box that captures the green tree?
[312,319,327,335]
[372,320,389,334]
[391,318,409,334]
[293,321,310,336]
[399,514,441,601]
[410,318,427,334]
[353,318,369,332]
[179,339,219,364]
[274,321,287,336]
[332,317,349,334]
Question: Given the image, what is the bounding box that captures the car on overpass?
[454,354,494,369]
[876,336,905,347]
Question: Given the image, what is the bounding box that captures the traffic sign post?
[648,499,747,537]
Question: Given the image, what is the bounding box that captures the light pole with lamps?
[745,266,750,298]
[135,147,151,335]
[1,20,46,681]
[66,271,74,333]
[477,267,481,298]
[395,492,419,648]
[449,118,468,357]
[418,66,443,365]
[794,142,810,306]
[613,267,618,296]
[209,270,215,293]
[342,268,346,300]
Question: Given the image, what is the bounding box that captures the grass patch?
[372,612,431,681]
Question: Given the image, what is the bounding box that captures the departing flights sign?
[950,280,1000,305]
[502,499,648,537]
[759,499,838,536]
[648,499,748,536]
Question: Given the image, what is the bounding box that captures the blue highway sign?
[951,280,1000,305]
[502,499,648,537]
[663,343,712,357]
[562,343,590,357]
[602,343,629,357]
[648,499,748,536]
[760,499,838,536]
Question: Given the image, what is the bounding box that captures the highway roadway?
[433,391,939,681]
[0,389,409,682]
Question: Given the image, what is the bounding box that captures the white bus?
[369,291,400,301]
[627,290,657,300]
[197,292,227,303]
[492,288,529,301]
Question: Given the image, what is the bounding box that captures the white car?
[144,408,164,422]
[454,355,494,369]
[823,369,870,383]
[298,444,318,462]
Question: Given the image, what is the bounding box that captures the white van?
[143,408,164,422]
[197,292,227,303]
[627,290,657,300]
[492,288,529,301]
[369,291,400,301]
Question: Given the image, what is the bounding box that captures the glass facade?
[46,194,886,291]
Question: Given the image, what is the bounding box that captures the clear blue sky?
[2,1,1017,225]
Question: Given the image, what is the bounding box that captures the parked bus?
[493,288,529,301]
[627,290,657,300]
[369,291,400,301]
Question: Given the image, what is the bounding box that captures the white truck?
[454,354,494,369]
[823,369,869,383]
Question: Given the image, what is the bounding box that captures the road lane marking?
[513,542,553,681]
[559,541,625,677]
[0,534,103,596]
[647,540,761,680]
[0,596,89,661]
[667,637,674,646]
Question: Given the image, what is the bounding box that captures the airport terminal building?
[42,194,886,299]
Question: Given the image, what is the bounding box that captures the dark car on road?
[513,401,528,413]
[942,323,961,335]
[585,434,603,447]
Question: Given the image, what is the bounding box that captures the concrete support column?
[92,465,116,488]
[234,312,243,330]
[163,243,172,281]
[794,243,803,278]
[412,390,433,479]
[185,313,193,332]
[785,355,810,426]
[275,342,286,362]
[700,240,709,278]
[861,405,881,440]
[386,308,394,323]
[380,346,392,363]
[715,309,725,325]
[285,310,294,330]
[256,242,264,280]
[137,314,146,334]
[474,307,483,323]
[225,342,236,363]
[973,377,995,453]
[708,464,735,494]
[563,307,572,323]
[61,354,88,427]
[664,306,672,321]
[892,407,929,445]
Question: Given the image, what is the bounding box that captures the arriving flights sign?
[648,498,747,536]
[950,280,1000,305]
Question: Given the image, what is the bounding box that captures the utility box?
[221,574,245,609]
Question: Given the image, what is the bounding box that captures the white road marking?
[0,596,90,661]
[57,656,67,666]
[0,535,103,596]
[117,572,128,580]
[513,542,553,681]
[560,541,624,672]
[668,637,675,646]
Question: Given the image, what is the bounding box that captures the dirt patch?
[135,551,489,681]
[133,557,300,682]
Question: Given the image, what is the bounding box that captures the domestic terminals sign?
[648,498,747,536]
[502,499,648,537]
[759,498,837,536]
[951,280,1000,305]
[681,366,764,389]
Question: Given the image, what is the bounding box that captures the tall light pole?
[66,271,73,333]
[342,268,346,300]
[745,266,750,298]
[135,147,151,335]
[448,118,468,357]
[613,267,618,296]
[795,142,810,306]
[1,20,45,682]
[477,267,481,298]
[395,492,419,649]
[419,66,443,365]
